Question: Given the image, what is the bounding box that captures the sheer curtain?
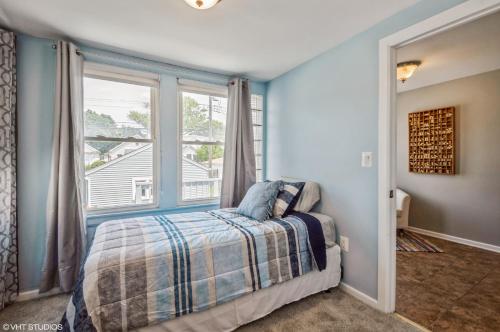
[0,28,18,310]
[39,41,86,293]
[220,78,256,208]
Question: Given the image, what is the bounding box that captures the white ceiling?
[0,0,418,81]
[397,10,500,92]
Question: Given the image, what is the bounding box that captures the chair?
[396,188,411,230]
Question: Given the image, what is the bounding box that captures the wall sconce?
[397,61,421,83]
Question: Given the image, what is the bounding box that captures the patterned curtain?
[0,29,18,309]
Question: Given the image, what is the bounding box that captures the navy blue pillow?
[273,181,305,217]
[236,181,281,221]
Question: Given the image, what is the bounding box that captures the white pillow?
[293,181,321,212]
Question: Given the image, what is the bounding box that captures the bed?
[61,208,341,332]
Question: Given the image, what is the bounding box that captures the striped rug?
[397,230,443,253]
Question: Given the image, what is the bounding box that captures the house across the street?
[85,144,222,209]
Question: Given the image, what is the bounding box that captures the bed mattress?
[137,245,341,332]
[62,209,339,331]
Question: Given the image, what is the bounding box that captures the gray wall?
[397,69,500,246]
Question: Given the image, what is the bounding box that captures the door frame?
[377,0,500,313]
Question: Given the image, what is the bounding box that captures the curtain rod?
[51,43,253,84]
[51,43,233,83]
[51,43,83,55]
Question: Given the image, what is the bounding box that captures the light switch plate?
[340,236,349,252]
[361,152,373,168]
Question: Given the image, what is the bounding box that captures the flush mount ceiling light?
[183,0,221,10]
[397,60,421,83]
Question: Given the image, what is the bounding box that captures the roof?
[86,144,152,176]
[84,143,100,153]
[183,157,209,172]
[85,144,210,176]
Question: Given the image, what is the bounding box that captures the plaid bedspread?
[62,208,331,331]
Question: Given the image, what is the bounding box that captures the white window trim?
[84,62,160,87]
[83,63,161,215]
[177,78,228,96]
[85,178,92,206]
[251,94,264,181]
[177,81,228,206]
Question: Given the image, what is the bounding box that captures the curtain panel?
[39,41,86,293]
[220,78,256,208]
[0,28,18,309]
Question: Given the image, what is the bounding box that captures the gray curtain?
[220,78,256,208]
[0,28,18,309]
[40,41,86,293]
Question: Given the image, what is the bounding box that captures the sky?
[84,77,228,128]
[84,77,151,126]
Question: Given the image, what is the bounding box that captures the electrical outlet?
[340,236,349,252]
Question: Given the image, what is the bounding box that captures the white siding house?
[107,141,147,160]
[85,145,154,209]
[85,145,218,208]
[182,158,221,200]
[84,143,101,165]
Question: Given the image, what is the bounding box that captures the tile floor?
[396,234,500,331]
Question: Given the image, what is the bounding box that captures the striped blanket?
[62,208,332,331]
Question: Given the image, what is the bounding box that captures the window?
[179,84,228,203]
[178,83,265,204]
[251,94,264,182]
[132,177,153,203]
[83,64,159,212]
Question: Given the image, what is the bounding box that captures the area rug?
[397,230,443,253]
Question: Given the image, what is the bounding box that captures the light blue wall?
[17,35,56,293]
[266,0,466,299]
[16,35,266,291]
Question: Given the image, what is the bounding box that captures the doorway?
[377,0,500,318]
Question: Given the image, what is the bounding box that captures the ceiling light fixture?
[397,60,421,83]
[183,0,221,10]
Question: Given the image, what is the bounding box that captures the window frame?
[83,62,160,215]
[177,82,228,206]
[251,94,264,182]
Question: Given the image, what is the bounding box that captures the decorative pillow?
[273,181,305,217]
[236,181,281,221]
[293,181,321,213]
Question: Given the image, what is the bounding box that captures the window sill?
[86,203,220,227]
[177,198,221,207]
[86,203,159,217]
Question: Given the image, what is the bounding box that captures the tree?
[182,96,225,139]
[195,145,224,162]
[85,160,106,171]
[85,109,115,135]
[85,109,146,155]
[183,97,209,136]
[85,110,121,153]
[128,110,150,129]
[211,120,224,140]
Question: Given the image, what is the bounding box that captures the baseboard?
[394,313,430,332]
[407,226,500,253]
[339,282,379,310]
[16,287,63,302]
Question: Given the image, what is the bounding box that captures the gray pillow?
[293,181,321,212]
[237,181,281,221]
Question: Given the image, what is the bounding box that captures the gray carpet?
[0,289,421,331]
